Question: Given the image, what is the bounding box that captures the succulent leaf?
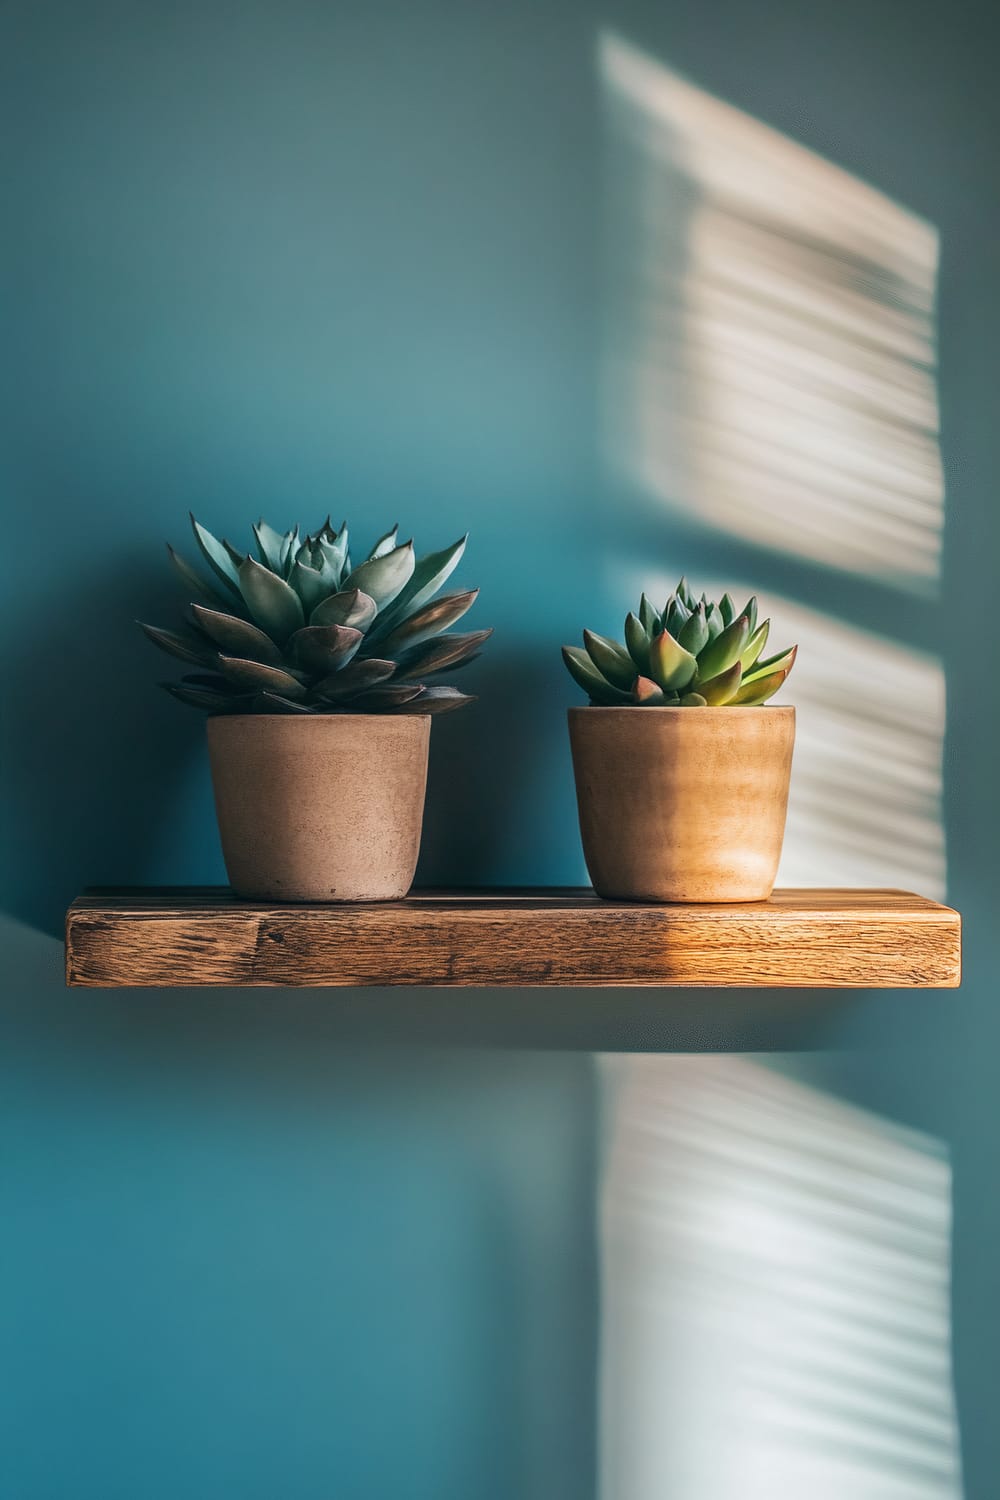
[222,538,247,571]
[638,593,659,636]
[348,682,426,710]
[624,612,651,673]
[648,630,698,692]
[696,660,743,704]
[718,592,736,627]
[139,622,219,668]
[704,605,723,643]
[167,545,231,608]
[190,605,282,665]
[216,655,308,698]
[316,531,349,591]
[288,559,330,616]
[583,629,637,691]
[238,556,305,644]
[730,668,789,705]
[190,515,243,598]
[344,540,415,610]
[310,588,378,632]
[632,676,666,704]
[368,525,399,560]
[696,614,749,682]
[279,527,300,577]
[290,624,363,676]
[680,691,707,706]
[665,596,691,636]
[376,588,479,654]
[389,686,476,715]
[372,535,468,635]
[313,659,397,700]
[740,619,770,673]
[561,646,632,704]
[678,601,709,656]
[742,643,797,684]
[395,629,493,680]
[253,520,287,572]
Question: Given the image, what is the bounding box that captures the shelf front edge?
[65,889,962,988]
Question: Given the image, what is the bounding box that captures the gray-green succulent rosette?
[141,516,490,714]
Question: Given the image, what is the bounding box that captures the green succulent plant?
[140,515,491,715]
[562,577,797,707]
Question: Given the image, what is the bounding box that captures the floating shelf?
[65,888,960,989]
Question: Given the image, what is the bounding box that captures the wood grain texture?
[65,888,961,989]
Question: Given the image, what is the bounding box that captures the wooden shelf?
[65,888,961,989]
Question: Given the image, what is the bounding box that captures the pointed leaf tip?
[648,629,698,693]
[238,555,305,644]
[369,534,468,635]
[377,588,479,654]
[139,621,218,668]
[678,600,709,656]
[190,514,243,597]
[696,613,749,681]
[731,666,790,705]
[190,605,282,665]
[583,628,636,690]
[697,660,743,705]
[310,588,378,632]
[632,675,665,704]
[740,619,770,673]
[562,645,631,704]
[343,539,416,610]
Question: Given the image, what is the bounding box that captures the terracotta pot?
[207,714,431,902]
[568,706,795,902]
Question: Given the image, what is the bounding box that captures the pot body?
[568,706,795,902]
[207,714,431,901]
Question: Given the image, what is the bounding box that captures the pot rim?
[567,704,795,716]
[206,712,432,726]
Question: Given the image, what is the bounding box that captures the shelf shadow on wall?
[416,645,585,890]
[2,559,208,938]
[8,916,863,1054]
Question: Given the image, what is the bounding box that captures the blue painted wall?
[2,1,996,1495]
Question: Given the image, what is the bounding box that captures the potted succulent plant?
[141,515,490,901]
[562,578,797,902]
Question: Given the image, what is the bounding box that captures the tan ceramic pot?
[568,706,795,903]
[207,714,431,902]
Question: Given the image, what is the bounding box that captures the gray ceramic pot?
[207,714,430,901]
[568,705,795,902]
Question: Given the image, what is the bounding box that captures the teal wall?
[2,1,996,1496]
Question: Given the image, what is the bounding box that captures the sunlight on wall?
[601,1057,963,1500]
[598,34,956,1500]
[600,31,944,593]
[767,594,945,894]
